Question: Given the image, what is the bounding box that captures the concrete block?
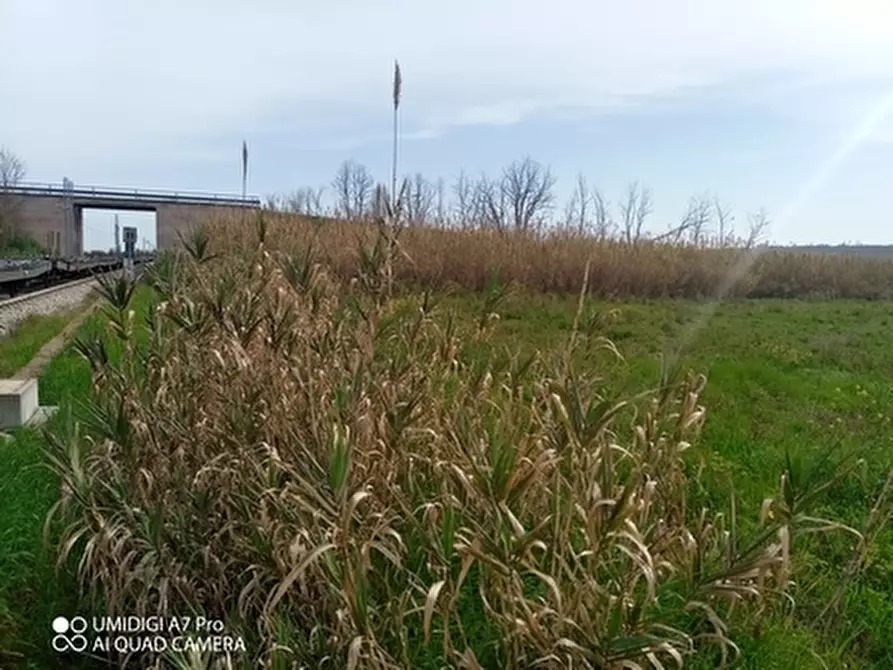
[0,378,40,430]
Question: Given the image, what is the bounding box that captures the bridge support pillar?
[155,203,243,251]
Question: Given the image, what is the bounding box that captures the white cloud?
[1,0,892,178]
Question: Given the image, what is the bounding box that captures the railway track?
[0,256,153,336]
[0,275,104,338]
[0,275,98,311]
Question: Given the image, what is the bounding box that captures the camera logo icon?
[51,616,89,653]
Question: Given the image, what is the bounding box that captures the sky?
[2,0,893,250]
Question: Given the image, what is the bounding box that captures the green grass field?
[466,293,893,668]
[0,304,98,661]
[2,287,893,667]
[0,291,154,669]
[0,311,84,378]
[423,292,893,668]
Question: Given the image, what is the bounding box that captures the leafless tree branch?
[476,173,509,233]
[332,160,374,219]
[745,208,770,249]
[620,182,653,245]
[502,156,556,233]
[714,197,735,246]
[0,147,27,243]
[401,172,436,226]
[451,170,478,230]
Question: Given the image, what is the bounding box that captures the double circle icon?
[51,616,89,653]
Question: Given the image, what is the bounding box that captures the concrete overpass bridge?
[3,181,260,257]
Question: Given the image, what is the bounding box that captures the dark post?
[122,226,137,276]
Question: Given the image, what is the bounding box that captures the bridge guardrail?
[4,182,261,207]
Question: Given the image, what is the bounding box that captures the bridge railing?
[4,182,261,207]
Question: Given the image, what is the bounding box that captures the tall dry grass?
[42,215,863,669]
[200,212,893,300]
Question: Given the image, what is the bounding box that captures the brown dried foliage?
[43,215,862,669]
[204,212,893,300]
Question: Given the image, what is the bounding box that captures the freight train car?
[0,254,152,298]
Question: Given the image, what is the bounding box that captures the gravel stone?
[0,281,98,337]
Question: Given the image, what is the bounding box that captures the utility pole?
[114,214,120,255]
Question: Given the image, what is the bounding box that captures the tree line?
[264,156,770,248]
[0,145,770,252]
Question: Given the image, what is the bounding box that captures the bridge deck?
[6,182,260,208]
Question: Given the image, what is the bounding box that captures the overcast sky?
[2,0,893,248]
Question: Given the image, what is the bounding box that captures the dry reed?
[41,214,865,669]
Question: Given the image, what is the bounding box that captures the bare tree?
[452,170,480,230]
[713,197,735,247]
[0,147,27,243]
[620,184,638,244]
[619,182,653,245]
[680,194,712,246]
[475,173,509,232]
[501,157,556,233]
[333,162,353,218]
[399,172,436,226]
[744,208,770,249]
[264,193,284,211]
[332,160,374,219]
[284,186,325,216]
[0,148,26,189]
[264,187,326,215]
[592,189,613,239]
[561,172,613,238]
[434,177,446,227]
[350,165,374,218]
[563,172,592,235]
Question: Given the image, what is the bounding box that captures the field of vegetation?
[1,211,893,669]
